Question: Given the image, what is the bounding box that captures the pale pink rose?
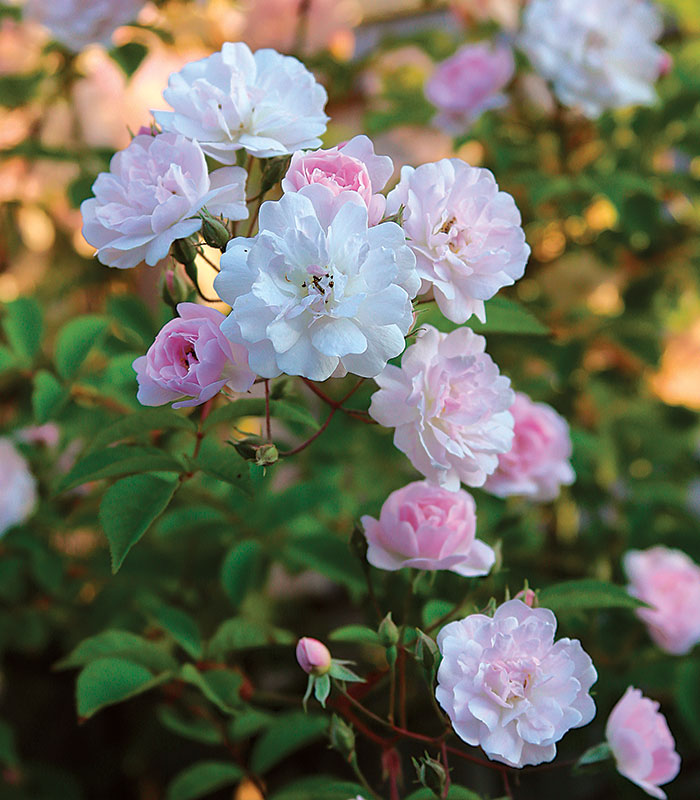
[426,42,515,134]
[369,325,514,491]
[24,0,146,51]
[624,547,700,655]
[133,303,256,409]
[282,135,393,226]
[606,687,680,799]
[81,132,248,269]
[436,599,597,767]
[484,392,575,501]
[360,481,494,576]
[0,438,37,537]
[386,159,530,324]
[296,637,332,675]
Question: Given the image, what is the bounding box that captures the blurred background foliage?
[0,0,700,798]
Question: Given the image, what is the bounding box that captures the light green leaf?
[329,625,381,646]
[55,315,108,379]
[143,601,202,660]
[537,579,646,612]
[76,657,168,719]
[220,540,265,608]
[2,297,43,362]
[250,712,328,774]
[268,777,365,800]
[32,370,69,424]
[88,409,195,452]
[99,475,177,572]
[56,629,177,673]
[166,761,243,800]
[576,742,613,767]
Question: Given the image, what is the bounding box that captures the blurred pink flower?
[437,599,597,767]
[369,325,514,490]
[24,0,146,51]
[0,438,37,537]
[484,392,575,501]
[296,637,332,675]
[81,132,247,269]
[624,547,700,655]
[133,303,256,409]
[606,687,680,799]
[426,42,515,134]
[361,480,495,576]
[16,423,60,448]
[282,135,393,226]
[386,159,529,324]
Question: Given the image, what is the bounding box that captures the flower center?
[436,216,470,254]
[300,264,335,310]
[180,343,198,369]
[487,656,540,705]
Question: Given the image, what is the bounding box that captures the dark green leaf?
[58,445,183,492]
[676,660,700,746]
[76,657,168,719]
[0,71,44,108]
[56,629,177,673]
[99,475,177,572]
[537,579,646,612]
[0,721,19,768]
[157,706,223,745]
[88,408,196,452]
[192,438,253,495]
[250,712,328,774]
[32,370,69,424]
[55,315,109,379]
[2,297,43,362]
[143,601,202,660]
[0,345,16,374]
[284,534,365,592]
[220,540,265,608]
[207,618,294,658]
[269,777,365,800]
[109,42,149,77]
[107,294,158,346]
[179,665,243,715]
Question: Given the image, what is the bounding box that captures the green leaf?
[88,408,196,452]
[313,674,330,707]
[107,294,158,346]
[157,706,223,746]
[227,709,272,742]
[55,315,108,380]
[203,398,319,431]
[56,629,177,673]
[328,662,364,683]
[329,625,381,646]
[32,370,69,424]
[250,711,328,774]
[99,475,178,572]
[143,601,202,660]
[284,534,365,593]
[0,344,16,374]
[676,660,700,746]
[576,742,613,767]
[207,618,294,658]
[192,438,253,495]
[405,789,482,800]
[0,71,44,108]
[220,540,265,608]
[109,42,149,77]
[179,664,243,715]
[419,296,548,336]
[2,297,43,362]
[67,174,97,209]
[421,599,455,629]
[58,445,183,492]
[537,579,646,612]
[76,657,168,719]
[268,777,365,800]
[0,721,19,768]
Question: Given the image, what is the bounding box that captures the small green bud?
[171,235,198,269]
[328,714,355,760]
[259,155,291,195]
[413,753,447,798]
[378,612,400,648]
[233,437,263,461]
[161,268,189,309]
[200,211,231,251]
[255,443,279,467]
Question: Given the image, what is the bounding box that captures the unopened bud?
[161,268,189,309]
[296,637,332,676]
[328,714,355,759]
[413,753,447,798]
[378,612,399,648]
[255,443,278,467]
[171,235,198,269]
[260,155,291,195]
[514,585,537,608]
[200,211,231,251]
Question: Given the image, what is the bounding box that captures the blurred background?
[1,0,700,798]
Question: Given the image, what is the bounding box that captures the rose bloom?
[23,0,146,51]
[296,637,332,675]
[624,547,700,655]
[386,159,529,324]
[426,42,515,134]
[0,438,38,537]
[153,43,328,162]
[133,303,256,409]
[369,325,514,490]
[282,135,393,226]
[436,599,597,767]
[606,687,680,799]
[519,0,669,118]
[484,392,575,501]
[214,191,419,381]
[81,132,247,269]
[361,481,495,576]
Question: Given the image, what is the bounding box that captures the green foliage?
[250,712,329,773]
[76,657,169,719]
[32,370,69,423]
[537,580,647,612]
[165,761,244,800]
[2,297,43,362]
[55,315,109,379]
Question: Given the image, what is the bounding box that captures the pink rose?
[282,135,393,226]
[606,687,680,799]
[426,42,515,134]
[369,325,514,490]
[0,438,37,537]
[296,637,332,675]
[133,303,255,409]
[624,547,700,655]
[436,599,597,767]
[360,481,495,576]
[484,392,575,501]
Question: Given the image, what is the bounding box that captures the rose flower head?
[0,438,38,537]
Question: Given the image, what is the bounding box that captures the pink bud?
[137,125,155,136]
[514,588,537,607]
[296,637,332,675]
[658,51,673,78]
